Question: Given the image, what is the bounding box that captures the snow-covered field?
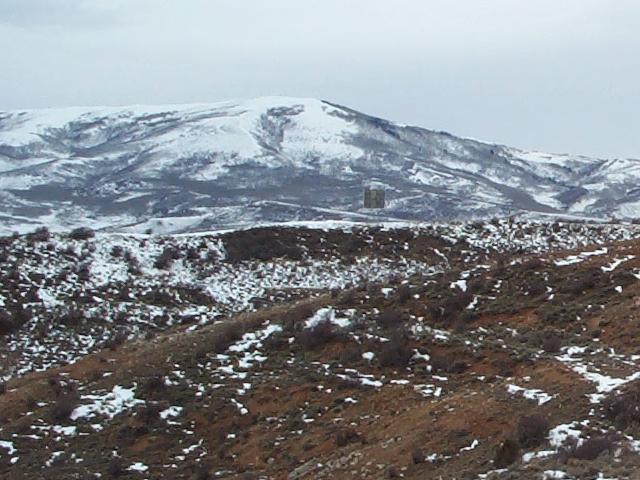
[2,219,639,381]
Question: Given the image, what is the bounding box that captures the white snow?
[226,323,282,371]
[601,255,635,272]
[543,471,567,479]
[506,384,554,405]
[362,352,375,361]
[557,347,640,403]
[304,308,351,329]
[548,422,584,448]
[45,451,65,467]
[0,441,16,455]
[128,462,149,472]
[522,450,555,462]
[159,406,183,420]
[554,248,608,266]
[0,97,361,187]
[71,385,144,420]
[460,439,479,452]
[450,279,467,292]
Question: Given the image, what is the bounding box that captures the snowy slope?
[0,96,638,234]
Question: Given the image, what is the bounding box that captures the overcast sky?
[1,0,639,158]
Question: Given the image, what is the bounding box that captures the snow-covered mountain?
[0,96,638,234]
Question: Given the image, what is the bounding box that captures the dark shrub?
[179,286,214,306]
[135,404,161,425]
[521,257,543,271]
[429,291,474,322]
[335,427,360,447]
[69,227,95,240]
[186,247,200,261]
[559,268,599,294]
[77,263,91,282]
[0,382,6,395]
[525,281,547,297]
[224,228,303,262]
[338,344,362,365]
[281,304,314,333]
[516,414,550,449]
[117,285,131,301]
[396,284,412,303]
[117,423,148,444]
[376,309,404,330]
[467,277,490,295]
[50,394,78,421]
[537,303,582,325]
[143,289,175,306]
[211,321,245,353]
[0,306,31,335]
[60,306,84,327]
[25,287,40,303]
[154,246,180,270]
[0,312,17,336]
[141,376,166,396]
[571,437,613,460]
[385,466,400,479]
[430,354,468,374]
[26,226,50,243]
[107,457,124,477]
[411,448,425,464]
[111,245,124,258]
[48,376,62,394]
[337,289,357,307]
[542,335,562,353]
[378,334,412,368]
[25,395,37,410]
[338,236,367,256]
[193,464,211,480]
[453,311,477,332]
[205,249,219,263]
[104,332,127,351]
[0,235,16,247]
[297,320,336,350]
[604,384,640,430]
[493,438,520,468]
[124,250,142,276]
[11,416,33,435]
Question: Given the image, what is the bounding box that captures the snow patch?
[71,385,144,420]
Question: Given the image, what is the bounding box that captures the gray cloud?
[0,0,639,158]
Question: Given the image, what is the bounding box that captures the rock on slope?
[1,96,640,234]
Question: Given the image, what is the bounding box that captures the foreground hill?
[2,97,640,234]
[3,220,640,478]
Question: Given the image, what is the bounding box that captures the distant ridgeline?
[1,96,639,234]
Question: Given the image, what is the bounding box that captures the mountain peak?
[0,97,638,234]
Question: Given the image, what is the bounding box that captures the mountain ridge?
[0,96,638,234]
